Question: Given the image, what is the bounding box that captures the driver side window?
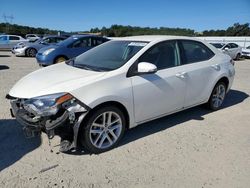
[138,40,179,70]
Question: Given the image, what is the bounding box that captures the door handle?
[175,72,187,79]
[211,64,220,71]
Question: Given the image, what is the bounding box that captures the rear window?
[210,43,224,49]
[9,36,20,40]
[181,40,214,64]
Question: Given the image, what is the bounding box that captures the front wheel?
[80,106,126,153]
[54,56,66,64]
[207,82,226,110]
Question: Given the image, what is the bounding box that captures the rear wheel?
[207,82,226,110]
[80,106,126,153]
[54,56,66,64]
[26,48,37,57]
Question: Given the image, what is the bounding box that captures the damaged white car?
[7,36,235,153]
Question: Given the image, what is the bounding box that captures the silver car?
[0,35,27,50]
[25,34,41,42]
[210,43,242,60]
[12,35,67,57]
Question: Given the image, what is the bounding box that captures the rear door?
[0,35,9,49]
[131,40,187,123]
[178,40,217,107]
[91,37,108,47]
[9,36,22,48]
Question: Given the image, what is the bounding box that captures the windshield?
[72,40,148,71]
[210,43,224,49]
[247,46,250,49]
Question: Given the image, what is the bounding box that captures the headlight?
[43,48,55,56]
[23,93,73,116]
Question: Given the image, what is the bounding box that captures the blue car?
[36,35,109,66]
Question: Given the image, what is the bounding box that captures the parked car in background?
[12,35,67,57]
[25,34,41,42]
[0,35,27,50]
[7,36,235,153]
[241,46,250,59]
[210,42,242,60]
[36,35,109,66]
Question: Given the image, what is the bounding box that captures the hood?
[37,45,58,53]
[9,63,106,99]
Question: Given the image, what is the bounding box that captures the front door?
[131,40,186,123]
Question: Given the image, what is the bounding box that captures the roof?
[71,34,103,38]
[111,35,197,42]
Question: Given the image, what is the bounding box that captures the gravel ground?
[0,51,250,188]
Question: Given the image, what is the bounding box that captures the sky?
[0,0,250,32]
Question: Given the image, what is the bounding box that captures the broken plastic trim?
[7,93,91,152]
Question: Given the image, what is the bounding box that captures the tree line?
[0,22,249,37]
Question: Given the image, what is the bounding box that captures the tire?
[26,48,37,57]
[80,106,126,154]
[235,53,241,61]
[206,82,226,110]
[54,56,66,64]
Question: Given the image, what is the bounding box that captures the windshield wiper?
[73,64,109,72]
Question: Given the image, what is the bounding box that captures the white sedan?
[210,42,242,60]
[241,46,250,58]
[7,36,235,153]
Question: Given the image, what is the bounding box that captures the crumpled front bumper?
[7,94,89,152]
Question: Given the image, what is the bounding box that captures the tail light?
[230,59,235,66]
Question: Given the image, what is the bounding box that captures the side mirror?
[137,62,157,74]
[223,47,229,51]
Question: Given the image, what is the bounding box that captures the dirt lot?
[0,51,250,188]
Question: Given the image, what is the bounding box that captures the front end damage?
[6,93,90,152]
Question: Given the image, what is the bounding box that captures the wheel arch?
[84,101,130,130]
[216,76,229,90]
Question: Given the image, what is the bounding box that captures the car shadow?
[66,89,248,155]
[119,89,248,147]
[0,55,11,57]
[0,65,9,70]
[0,119,41,171]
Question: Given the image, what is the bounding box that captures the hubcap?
[89,111,122,149]
[56,57,65,63]
[212,84,226,108]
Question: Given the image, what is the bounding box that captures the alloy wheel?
[211,84,226,108]
[28,48,37,57]
[89,111,122,149]
[55,57,66,63]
